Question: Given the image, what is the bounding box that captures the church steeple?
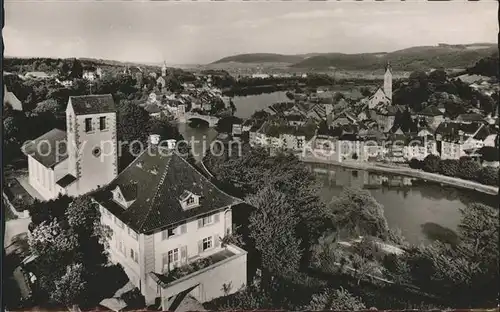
[161,61,167,77]
[385,61,392,74]
[383,61,392,102]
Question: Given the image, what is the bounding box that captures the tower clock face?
[92,147,102,158]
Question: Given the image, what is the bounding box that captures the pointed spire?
[385,61,392,73]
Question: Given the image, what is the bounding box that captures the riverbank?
[299,155,499,196]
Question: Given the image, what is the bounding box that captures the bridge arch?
[184,113,219,127]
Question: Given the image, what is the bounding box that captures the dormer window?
[112,184,137,209]
[178,190,200,210]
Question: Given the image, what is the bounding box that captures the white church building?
[22,94,118,200]
[366,63,393,109]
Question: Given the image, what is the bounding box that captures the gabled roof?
[144,103,162,114]
[418,106,443,117]
[456,113,484,123]
[472,124,491,141]
[92,148,240,233]
[69,94,116,115]
[22,129,68,168]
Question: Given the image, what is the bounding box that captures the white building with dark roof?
[22,94,118,200]
[92,146,247,310]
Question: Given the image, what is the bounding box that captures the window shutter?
[214,234,220,248]
[198,218,203,229]
[181,246,187,263]
[214,213,220,223]
[180,224,187,234]
[161,230,167,240]
[162,253,168,272]
[198,240,203,254]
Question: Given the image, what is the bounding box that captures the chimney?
[149,134,161,146]
[166,139,177,150]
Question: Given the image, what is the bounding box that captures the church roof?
[22,129,68,168]
[69,94,116,115]
[56,174,77,188]
[92,147,241,233]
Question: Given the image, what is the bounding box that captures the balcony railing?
[150,244,246,289]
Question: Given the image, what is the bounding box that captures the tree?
[477,166,499,186]
[29,195,73,227]
[422,154,441,173]
[247,186,303,276]
[28,195,112,306]
[479,94,495,113]
[438,159,459,176]
[396,202,499,308]
[32,99,61,116]
[327,187,390,239]
[148,116,183,141]
[69,59,83,79]
[360,87,372,97]
[215,116,243,134]
[51,263,87,307]
[457,157,481,181]
[458,203,499,260]
[409,158,422,169]
[117,100,151,153]
[428,69,447,84]
[307,287,366,311]
[229,98,236,113]
[350,254,381,285]
[480,146,500,162]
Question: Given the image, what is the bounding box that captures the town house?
[22,95,118,200]
[93,145,247,310]
[435,122,483,160]
[416,106,444,130]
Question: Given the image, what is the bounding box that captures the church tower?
[161,61,167,77]
[384,62,392,102]
[65,94,118,196]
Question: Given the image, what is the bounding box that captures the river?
[309,163,497,245]
[177,91,497,245]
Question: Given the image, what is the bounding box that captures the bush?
[409,158,422,169]
[422,155,440,173]
[457,158,481,181]
[478,166,499,186]
[438,159,459,177]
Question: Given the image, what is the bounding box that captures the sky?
[3,1,498,65]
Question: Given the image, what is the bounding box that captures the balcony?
[151,245,245,288]
[149,244,247,307]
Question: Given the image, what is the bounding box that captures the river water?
[178,91,497,245]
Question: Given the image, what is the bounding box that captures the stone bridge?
[178,113,219,127]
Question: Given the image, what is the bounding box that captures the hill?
[212,53,309,64]
[291,44,497,71]
[212,43,497,71]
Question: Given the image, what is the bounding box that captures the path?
[5,218,31,250]
[299,155,499,195]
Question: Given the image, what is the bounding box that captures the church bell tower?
[161,61,167,77]
[384,62,392,102]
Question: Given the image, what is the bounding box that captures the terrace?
[151,247,239,287]
[148,243,247,310]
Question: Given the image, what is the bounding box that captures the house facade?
[92,148,247,310]
[22,95,118,200]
